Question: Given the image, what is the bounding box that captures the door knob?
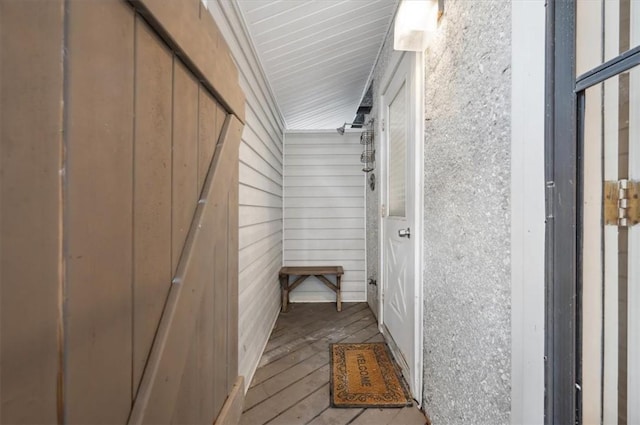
[398,228,411,238]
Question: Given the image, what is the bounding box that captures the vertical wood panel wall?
[0,0,244,423]
[132,16,174,400]
[284,132,366,303]
[64,2,135,421]
[206,1,286,390]
[0,1,63,422]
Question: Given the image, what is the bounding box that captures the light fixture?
[393,0,442,52]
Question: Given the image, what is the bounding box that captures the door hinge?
[381,118,385,132]
[604,179,640,227]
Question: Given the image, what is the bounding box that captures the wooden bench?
[278,266,344,313]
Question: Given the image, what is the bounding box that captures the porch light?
[393,0,442,52]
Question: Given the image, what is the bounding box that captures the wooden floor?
[240,302,427,425]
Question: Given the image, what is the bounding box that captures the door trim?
[544,0,579,423]
[377,50,425,404]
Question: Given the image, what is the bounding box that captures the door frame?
[544,2,578,423]
[377,50,425,402]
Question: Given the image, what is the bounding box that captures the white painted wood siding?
[206,2,284,391]
[284,132,366,302]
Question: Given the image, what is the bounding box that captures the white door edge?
[377,50,424,405]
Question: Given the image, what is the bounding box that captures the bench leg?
[279,275,289,312]
[336,275,342,312]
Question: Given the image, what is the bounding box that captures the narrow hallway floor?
[240,302,427,425]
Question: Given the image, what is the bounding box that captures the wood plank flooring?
[240,303,427,425]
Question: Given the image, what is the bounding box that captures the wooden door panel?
[198,90,219,194]
[129,0,244,121]
[213,183,230,417]
[132,17,235,415]
[128,116,243,424]
[171,333,202,424]
[1,0,243,423]
[172,61,199,276]
[129,192,216,425]
[171,294,214,424]
[0,1,63,422]
[199,247,216,422]
[65,1,135,422]
[133,16,174,398]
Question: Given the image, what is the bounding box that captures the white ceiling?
[235,0,398,130]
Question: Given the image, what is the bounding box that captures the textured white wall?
[206,1,285,392]
[420,2,512,422]
[284,132,366,303]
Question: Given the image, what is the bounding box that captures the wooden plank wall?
[132,17,174,399]
[1,0,244,423]
[283,132,366,303]
[0,1,64,423]
[206,1,286,391]
[127,116,242,425]
[64,2,135,421]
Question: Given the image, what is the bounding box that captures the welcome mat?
[330,342,412,408]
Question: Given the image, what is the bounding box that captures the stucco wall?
[422,0,511,422]
[366,1,512,422]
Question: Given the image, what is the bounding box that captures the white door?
[380,52,421,396]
